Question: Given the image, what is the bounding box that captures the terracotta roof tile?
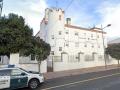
[65,24,106,34]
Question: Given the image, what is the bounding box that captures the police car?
[0,65,44,89]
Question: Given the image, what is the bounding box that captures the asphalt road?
[20,68,120,90]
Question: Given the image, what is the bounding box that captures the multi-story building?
[36,8,117,72]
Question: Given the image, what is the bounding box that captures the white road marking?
[41,72,120,90]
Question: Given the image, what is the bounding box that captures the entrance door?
[10,69,28,89]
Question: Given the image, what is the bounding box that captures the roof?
[65,24,106,34]
[108,38,120,44]
[36,24,106,37]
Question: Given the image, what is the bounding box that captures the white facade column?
[9,53,20,66]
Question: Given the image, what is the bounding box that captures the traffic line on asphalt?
[41,72,120,90]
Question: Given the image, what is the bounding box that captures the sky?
[2,0,120,40]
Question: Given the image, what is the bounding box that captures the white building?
[36,8,117,72]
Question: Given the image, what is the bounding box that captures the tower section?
[45,8,65,55]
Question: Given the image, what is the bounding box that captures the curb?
[44,65,118,80]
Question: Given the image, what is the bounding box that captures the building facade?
[36,8,117,71]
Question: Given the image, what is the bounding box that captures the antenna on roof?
[56,0,58,8]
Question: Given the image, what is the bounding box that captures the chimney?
[66,18,71,25]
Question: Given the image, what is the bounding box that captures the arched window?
[92,52,97,60]
[59,15,61,20]
[78,52,84,62]
[61,52,68,62]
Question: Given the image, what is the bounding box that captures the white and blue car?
[0,66,44,89]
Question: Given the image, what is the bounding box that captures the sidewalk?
[44,64,118,80]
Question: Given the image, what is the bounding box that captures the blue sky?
[2,0,120,40]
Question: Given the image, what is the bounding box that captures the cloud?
[30,0,47,14]
[2,0,48,35]
[97,1,120,38]
[65,0,99,28]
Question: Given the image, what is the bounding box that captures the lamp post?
[0,0,3,18]
[101,24,111,69]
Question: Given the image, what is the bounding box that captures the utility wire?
[65,0,74,11]
[47,0,75,30]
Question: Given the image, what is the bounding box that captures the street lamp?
[0,0,3,18]
[101,24,111,68]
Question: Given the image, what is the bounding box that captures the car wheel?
[28,79,39,89]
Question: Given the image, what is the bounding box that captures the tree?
[32,37,51,72]
[106,43,120,67]
[0,13,51,72]
[0,13,33,57]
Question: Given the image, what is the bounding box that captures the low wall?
[8,53,47,73]
[53,59,118,71]
[19,60,47,73]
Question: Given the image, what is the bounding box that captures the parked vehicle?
[0,65,44,89]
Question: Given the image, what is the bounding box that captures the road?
[20,68,120,90]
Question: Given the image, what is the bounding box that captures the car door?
[10,69,28,89]
[0,69,11,89]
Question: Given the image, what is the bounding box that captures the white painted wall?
[9,53,20,66]
[19,60,47,73]
[53,58,118,72]
[0,55,9,65]
[9,53,47,73]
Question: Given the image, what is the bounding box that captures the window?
[59,15,61,20]
[11,69,25,76]
[98,55,103,60]
[51,35,54,39]
[66,42,69,46]
[31,54,35,61]
[59,47,62,51]
[59,31,62,35]
[84,44,87,47]
[76,57,79,59]
[84,33,86,38]
[75,32,78,36]
[0,70,11,76]
[53,56,61,62]
[92,44,94,48]
[85,55,93,61]
[98,45,100,48]
[75,42,79,47]
[91,34,93,38]
[78,52,84,62]
[97,35,99,38]
[51,51,54,55]
[69,55,75,62]
[92,53,95,60]
[66,43,69,46]
[66,31,69,34]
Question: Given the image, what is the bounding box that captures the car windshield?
[19,68,29,73]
